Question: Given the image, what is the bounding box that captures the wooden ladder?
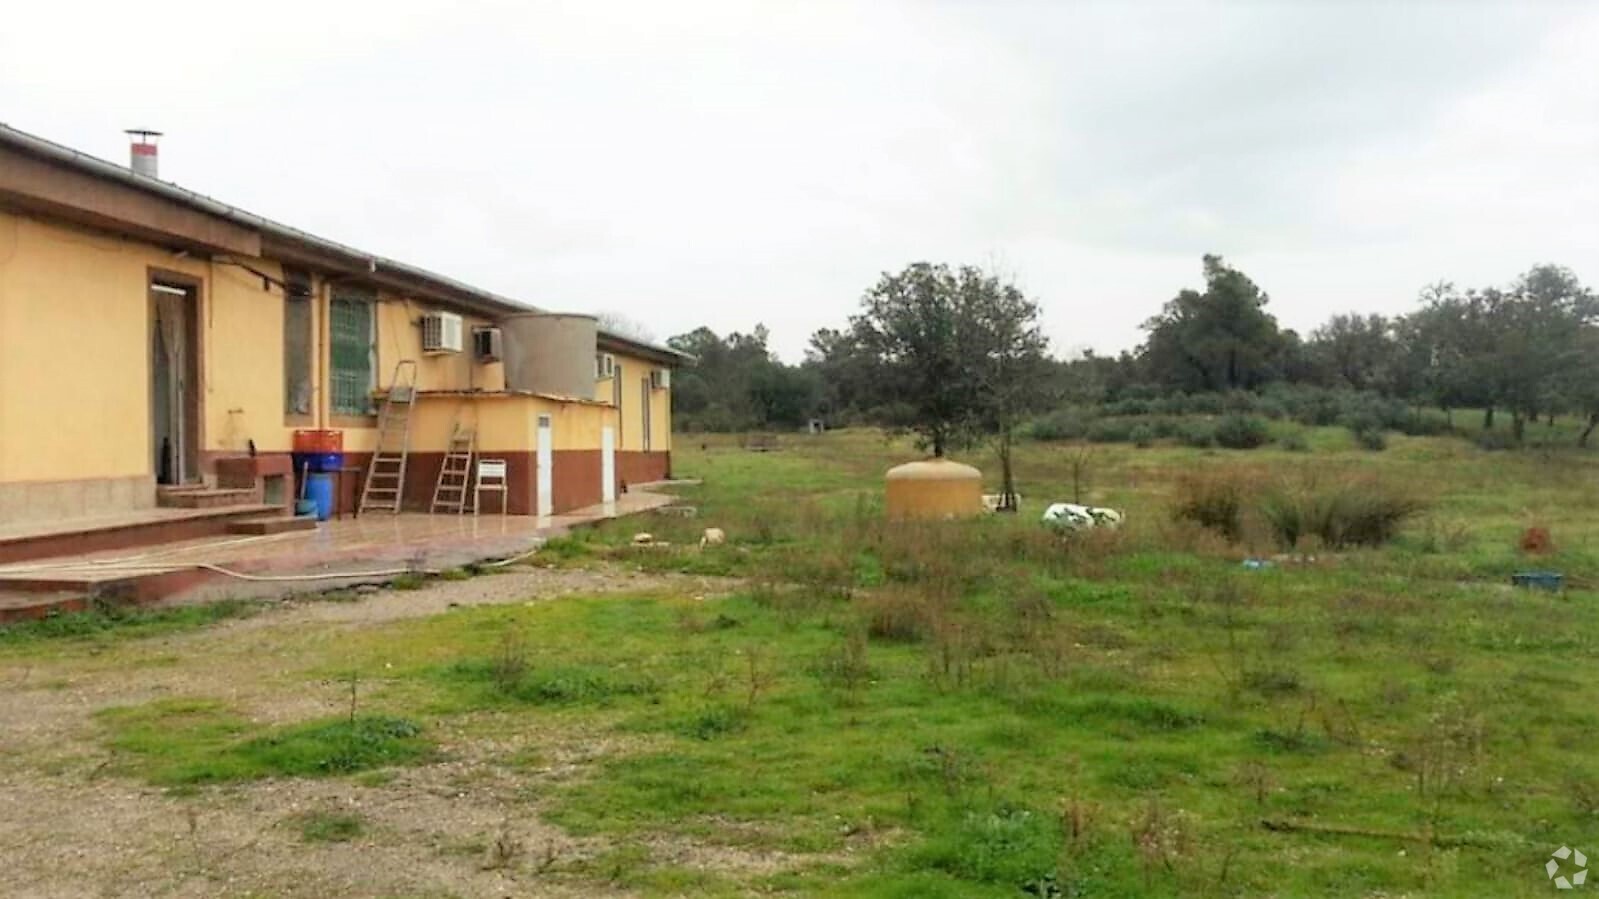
[429,423,476,514]
[358,360,418,515]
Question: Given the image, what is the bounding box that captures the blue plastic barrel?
[306,472,336,521]
[293,451,344,474]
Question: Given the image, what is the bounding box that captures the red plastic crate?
[292,429,343,453]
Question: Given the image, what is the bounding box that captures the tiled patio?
[0,489,678,620]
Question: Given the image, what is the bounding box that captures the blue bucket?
[306,472,336,521]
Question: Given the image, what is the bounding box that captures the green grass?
[97,699,432,785]
[354,428,1591,895]
[0,599,262,648]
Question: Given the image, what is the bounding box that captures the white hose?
[480,541,548,568]
[0,560,442,582]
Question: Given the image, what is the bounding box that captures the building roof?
[0,122,691,366]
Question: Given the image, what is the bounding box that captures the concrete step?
[0,589,91,623]
[158,488,257,509]
[226,515,318,536]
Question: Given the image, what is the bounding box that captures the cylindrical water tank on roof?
[500,313,599,398]
[884,458,984,520]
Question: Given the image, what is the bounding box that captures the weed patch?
[98,699,430,785]
[292,810,366,843]
[0,600,261,646]
[441,658,657,706]
[912,806,1060,890]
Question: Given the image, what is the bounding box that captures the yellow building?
[0,124,684,525]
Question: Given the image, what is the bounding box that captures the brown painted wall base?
[618,451,670,489]
[340,449,610,516]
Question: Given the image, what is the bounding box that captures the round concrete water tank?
[500,313,598,398]
[885,458,984,520]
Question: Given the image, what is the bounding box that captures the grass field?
[531,428,1599,895]
[5,427,1598,896]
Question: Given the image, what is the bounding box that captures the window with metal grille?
[283,268,313,416]
[330,287,375,415]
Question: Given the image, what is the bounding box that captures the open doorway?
[149,275,200,485]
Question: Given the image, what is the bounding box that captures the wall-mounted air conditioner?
[421,311,464,354]
[650,368,671,390]
[472,326,502,363]
[595,352,616,379]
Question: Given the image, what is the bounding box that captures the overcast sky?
[3,1,1594,360]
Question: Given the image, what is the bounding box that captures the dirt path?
[0,565,741,899]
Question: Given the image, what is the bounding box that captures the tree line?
[668,256,1599,448]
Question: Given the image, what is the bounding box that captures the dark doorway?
[149,276,200,485]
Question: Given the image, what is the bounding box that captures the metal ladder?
[358,360,418,515]
[429,422,476,514]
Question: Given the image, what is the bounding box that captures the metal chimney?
[125,129,162,178]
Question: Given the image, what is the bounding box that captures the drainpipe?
[317,275,328,429]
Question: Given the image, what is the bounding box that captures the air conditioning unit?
[472,326,502,363]
[650,368,671,390]
[595,353,616,379]
[421,311,464,354]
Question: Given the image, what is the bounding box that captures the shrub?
[1029,409,1089,441]
[1475,430,1517,451]
[1104,397,1153,416]
[1149,416,1184,439]
[1260,477,1423,550]
[1213,414,1271,450]
[1172,473,1245,540]
[1352,427,1387,451]
[1177,421,1215,448]
[860,587,937,642]
[1221,390,1260,413]
[1278,431,1310,452]
[1130,424,1155,448]
[1087,418,1137,444]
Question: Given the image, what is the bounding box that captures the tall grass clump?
[1172,473,1245,539]
[1260,477,1423,550]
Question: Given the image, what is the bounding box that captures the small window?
[283,268,313,417]
[330,286,376,416]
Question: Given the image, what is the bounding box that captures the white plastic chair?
[474,459,509,516]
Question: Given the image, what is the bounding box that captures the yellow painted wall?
[341,298,505,453]
[0,210,207,482]
[0,206,660,494]
[372,299,505,396]
[407,395,617,453]
[206,260,288,453]
[600,351,673,453]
